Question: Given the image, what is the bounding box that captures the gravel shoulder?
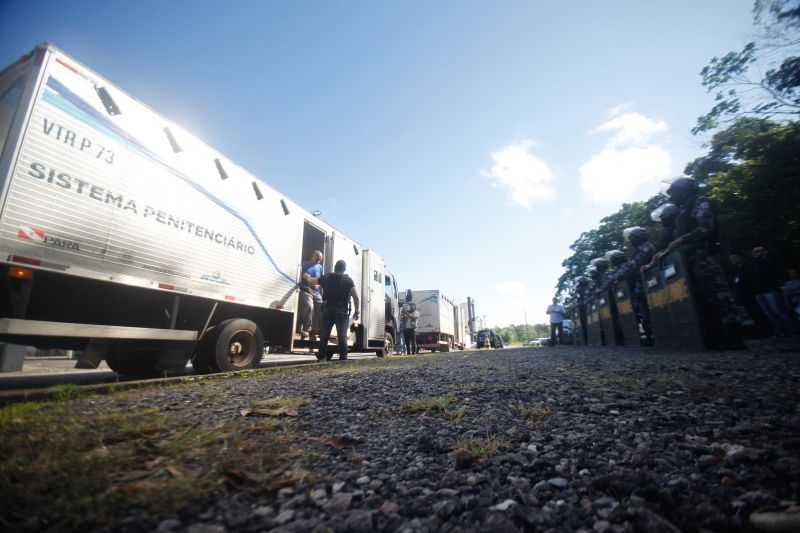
[4,345,800,532]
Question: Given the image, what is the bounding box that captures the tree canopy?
[555,115,800,304]
[492,323,550,345]
[694,0,800,133]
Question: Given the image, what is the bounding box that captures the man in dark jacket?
[751,246,797,338]
[729,251,770,337]
[317,260,360,361]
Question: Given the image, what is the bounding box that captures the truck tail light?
[8,267,33,280]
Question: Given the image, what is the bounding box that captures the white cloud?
[482,139,556,208]
[579,106,671,205]
[593,111,668,146]
[579,146,670,204]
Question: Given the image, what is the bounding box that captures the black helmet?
[590,257,610,271]
[664,177,699,206]
[604,249,627,266]
[623,226,649,244]
[650,203,678,223]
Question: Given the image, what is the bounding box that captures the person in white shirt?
[546,298,567,346]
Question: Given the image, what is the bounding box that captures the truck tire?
[375,331,393,358]
[105,340,162,377]
[194,319,264,373]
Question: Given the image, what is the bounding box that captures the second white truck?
[411,289,462,352]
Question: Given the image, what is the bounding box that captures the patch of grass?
[510,401,552,429]
[251,396,309,409]
[51,383,89,401]
[452,434,505,459]
[244,418,287,432]
[399,394,457,414]
[195,383,225,398]
[0,396,291,531]
[445,407,472,423]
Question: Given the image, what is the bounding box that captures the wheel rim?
[227,330,255,367]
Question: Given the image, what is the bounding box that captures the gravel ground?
[25,345,800,532]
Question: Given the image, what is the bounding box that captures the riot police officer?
[575,275,591,303]
[621,226,657,343]
[622,227,657,276]
[605,249,628,284]
[573,276,590,345]
[589,256,623,344]
[589,257,613,292]
[663,177,743,349]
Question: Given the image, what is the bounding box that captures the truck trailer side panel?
[0,44,396,374]
[1,46,303,313]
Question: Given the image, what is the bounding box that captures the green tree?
[685,117,800,265]
[492,323,551,345]
[694,0,800,134]
[556,199,663,302]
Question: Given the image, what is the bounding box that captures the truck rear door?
[361,250,385,342]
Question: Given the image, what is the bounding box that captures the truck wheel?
[194,319,264,373]
[105,340,162,377]
[375,332,393,358]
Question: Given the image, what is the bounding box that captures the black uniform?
[574,280,590,345]
[619,240,657,343]
[317,272,355,361]
[674,196,742,347]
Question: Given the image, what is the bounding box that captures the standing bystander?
[784,269,800,320]
[751,246,797,338]
[401,299,420,355]
[546,298,567,346]
[729,251,770,337]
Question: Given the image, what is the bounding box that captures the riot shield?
[571,305,587,346]
[611,278,641,346]
[644,250,705,351]
[585,295,605,346]
[597,288,624,346]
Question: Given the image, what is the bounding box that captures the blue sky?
[1,0,756,327]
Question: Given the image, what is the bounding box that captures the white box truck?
[0,43,399,375]
[411,289,458,352]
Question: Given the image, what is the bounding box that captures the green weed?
[510,401,552,429]
[452,434,505,459]
[399,394,457,414]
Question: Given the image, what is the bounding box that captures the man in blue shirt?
[298,250,323,339]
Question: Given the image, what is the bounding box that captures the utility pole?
[524,310,529,342]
